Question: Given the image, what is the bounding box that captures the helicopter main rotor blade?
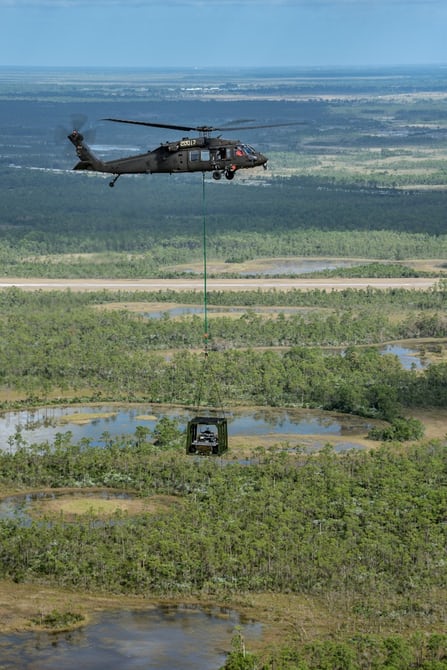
[103,118,306,133]
[212,121,307,131]
[103,118,202,132]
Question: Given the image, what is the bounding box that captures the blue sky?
[1,0,446,69]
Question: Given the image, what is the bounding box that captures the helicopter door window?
[189,150,210,162]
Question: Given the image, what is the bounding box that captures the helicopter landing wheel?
[109,174,120,188]
[212,170,222,180]
[225,170,235,181]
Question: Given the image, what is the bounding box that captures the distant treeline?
[2,169,447,267]
[2,283,445,310]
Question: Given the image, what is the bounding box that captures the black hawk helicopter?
[67,117,297,187]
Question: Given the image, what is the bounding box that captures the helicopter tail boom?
[67,130,106,173]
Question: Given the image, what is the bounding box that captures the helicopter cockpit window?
[233,144,258,158]
[243,144,257,156]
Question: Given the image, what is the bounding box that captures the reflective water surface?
[174,259,358,277]
[241,258,358,276]
[0,406,372,451]
[380,344,426,370]
[0,606,261,670]
[0,490,132,525]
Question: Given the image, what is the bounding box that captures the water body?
[241,259,358,276]
[173,259,358,278]
[0,606,261,670]
[380,344,426,370]
[0,490,132,525]
[0,406,371,452]
[0,343,425,451]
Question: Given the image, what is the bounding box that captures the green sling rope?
[192,173,209,414]
[195,173,225,417]
[202,171,209,349]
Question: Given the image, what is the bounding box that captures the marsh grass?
[27,492,180,522]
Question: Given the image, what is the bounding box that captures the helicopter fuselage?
[68,130,267,186]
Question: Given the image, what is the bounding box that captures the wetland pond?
[0,605,262,669]
[0,340,430,668]
[379,344,426,370]
[0,341,429,666]
[177,258,359,276]
[0,405,373,453]
[0,342,428,452]
[240,258,358,275]
[0,490,261,668]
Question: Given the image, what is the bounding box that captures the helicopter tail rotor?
[55,114,100,172]
[67,128,104,172]
[55,114,96,146]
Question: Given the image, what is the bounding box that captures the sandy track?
[0,277,439,291]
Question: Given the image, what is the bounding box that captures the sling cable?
[185,173,228,456]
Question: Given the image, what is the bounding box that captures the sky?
[1,0,446,69]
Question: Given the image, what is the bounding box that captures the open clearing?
[27,491,180,521]
[0,277,440,291]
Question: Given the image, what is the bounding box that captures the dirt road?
[0,277,440,292]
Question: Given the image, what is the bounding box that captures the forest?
[0,67,447,668]
[1,436,447,668]
[2,170,447,277]
[0,282,446,668]
[0,285,446,421]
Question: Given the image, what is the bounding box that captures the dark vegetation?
[0,286,446,420]
[2,169,447,278]
[30,609,85,630]
[1,439,447,668]
[1,67,447,668]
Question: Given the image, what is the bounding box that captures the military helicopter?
[67,117,298,187]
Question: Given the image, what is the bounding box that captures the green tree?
[151,417,183,449]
